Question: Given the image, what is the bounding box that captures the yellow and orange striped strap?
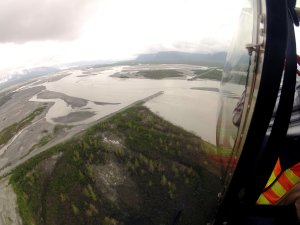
[257,159,300,205]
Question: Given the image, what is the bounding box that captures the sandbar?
[53,111,96,123]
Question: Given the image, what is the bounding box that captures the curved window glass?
[217,0,259,180]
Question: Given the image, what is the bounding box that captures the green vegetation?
[91,60,224,69]
[10,105,221,225]
[137,70,183,79]
[0,106,46,146]
[37,135,52,146]
[53,124,72,135]
[194,69,223,81]
[222,72,247,85]
[193,69,208,75]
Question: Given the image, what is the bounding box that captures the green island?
[137,70,184,79]
[0,105,47,147]
[222,72,247,85]
[10,105,221,225]
[193,70,223,81]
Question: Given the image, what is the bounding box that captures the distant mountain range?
[135,51,227,66]
[0,51,227,90]
[0,60,115,89]
[0,67,60,89]
[60,60,114,69]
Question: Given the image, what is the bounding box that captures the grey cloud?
[0,0,97,43]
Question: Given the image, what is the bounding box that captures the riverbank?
[0,64,222,225]
[0,177,22,225]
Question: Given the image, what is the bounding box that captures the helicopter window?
[217,0,255,179]
[0,0,260,225]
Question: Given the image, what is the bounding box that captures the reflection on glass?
[217,0,254,178]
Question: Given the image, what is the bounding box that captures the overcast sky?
[0,0,246,77]
[1,0,295,78]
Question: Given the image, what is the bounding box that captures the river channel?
[29,65,220,144]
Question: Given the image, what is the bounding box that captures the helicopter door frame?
[215,0,289,224]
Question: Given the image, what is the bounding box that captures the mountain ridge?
[135,51,227,65]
